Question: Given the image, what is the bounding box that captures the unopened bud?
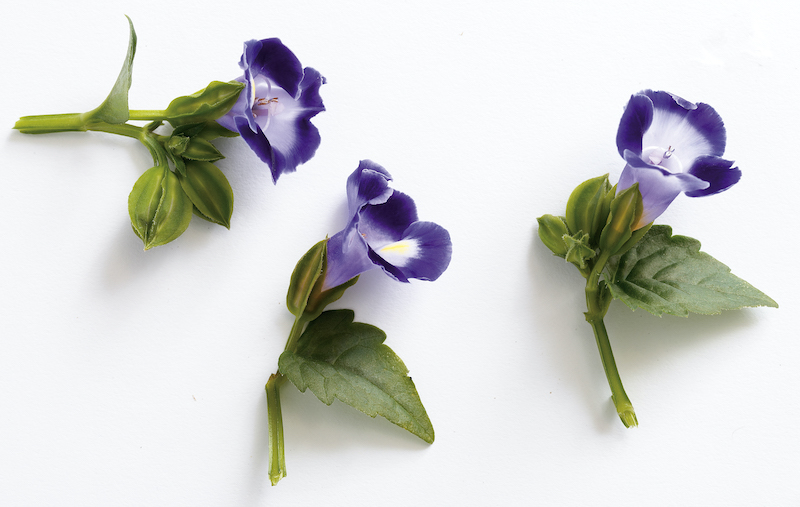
[598,183,643,256]
[537,215,570,257]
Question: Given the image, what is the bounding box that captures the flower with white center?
[217,38,325,182]
[322,160,452,290]
[615,90,741,229]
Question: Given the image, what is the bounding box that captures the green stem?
[584,254,638,428]
[284,315,307,353]
[128,109,168,121]
[266,373,287,486]
[264,314,309,487]
[14,113,87,134]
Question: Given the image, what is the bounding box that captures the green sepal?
[163,80,245,127]
[167,123,226,161]
[565,174,612,246]
[303,276,359,322]
[84,16,137,125]
[166,135,191,156]
[563,231,596,270]
[286,240,326,317]
[278,309,435,444]
[598,183,643,257]
[537,214,569,257]
[176,160,233,229]
[195,121,239,140]
[180,137,224,162]
[604,225,779,316]
[128,166,193,250]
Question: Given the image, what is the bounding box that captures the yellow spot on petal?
[380,241,411,255]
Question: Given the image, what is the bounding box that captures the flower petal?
[685,156,741,197]
[620,150,708,228]
[617,90,727,171]
[259,104,322,182]
[323,217,376,290]
[346,160,393,216]
[241,39,303,98]
[647,90,726,156]
[616,93,654,156]
[368,221,452,283]
[358,191,419,248]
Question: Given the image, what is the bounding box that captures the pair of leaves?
[279,310,434,444]
[604,225,778,317]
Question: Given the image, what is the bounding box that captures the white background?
[1,1,797,505]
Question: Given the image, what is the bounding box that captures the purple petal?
[259,104,323,182]
[645,90,726,157]
[241,39,303,98]
[234,115,274,164]
[685,156,741,197]
[358,191,419,247]
[617,90,727,169]
[620,151,708,228]
[367,221,452,283]
[346,160,393,216]
[616,93,654,156]
[322,218,376,290]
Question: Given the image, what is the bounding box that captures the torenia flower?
[217,38,325,182]
[615,90,741,229]
[323,160,452,290]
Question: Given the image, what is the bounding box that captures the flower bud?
[128,166,193,250]
[537,214,569,257]
[286,240,326,317]
[598,183,643,256]
[565,174,613,246]
[163,80,245,127]
[286,239,360,321]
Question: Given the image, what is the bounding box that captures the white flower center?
[642,145,683,173]
[249,75,293,131]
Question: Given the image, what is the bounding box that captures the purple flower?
[217,38,325,183]
[322,160,452,290]
[616,90,741,229]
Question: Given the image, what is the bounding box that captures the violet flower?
[615,90,741,229]
[323,160,452,290]
[217,38,325,182]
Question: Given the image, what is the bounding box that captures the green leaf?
[279,310,435,444]
[85,16,137,124]
[176,160,233,229]
[605,225,778,316]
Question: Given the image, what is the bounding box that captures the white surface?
[1,1,797,505]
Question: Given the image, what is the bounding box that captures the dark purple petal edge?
[685,156,741,197]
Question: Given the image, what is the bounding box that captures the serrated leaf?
[85,16,137,124]
[278,310,434,443]
[605,225,778,316]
